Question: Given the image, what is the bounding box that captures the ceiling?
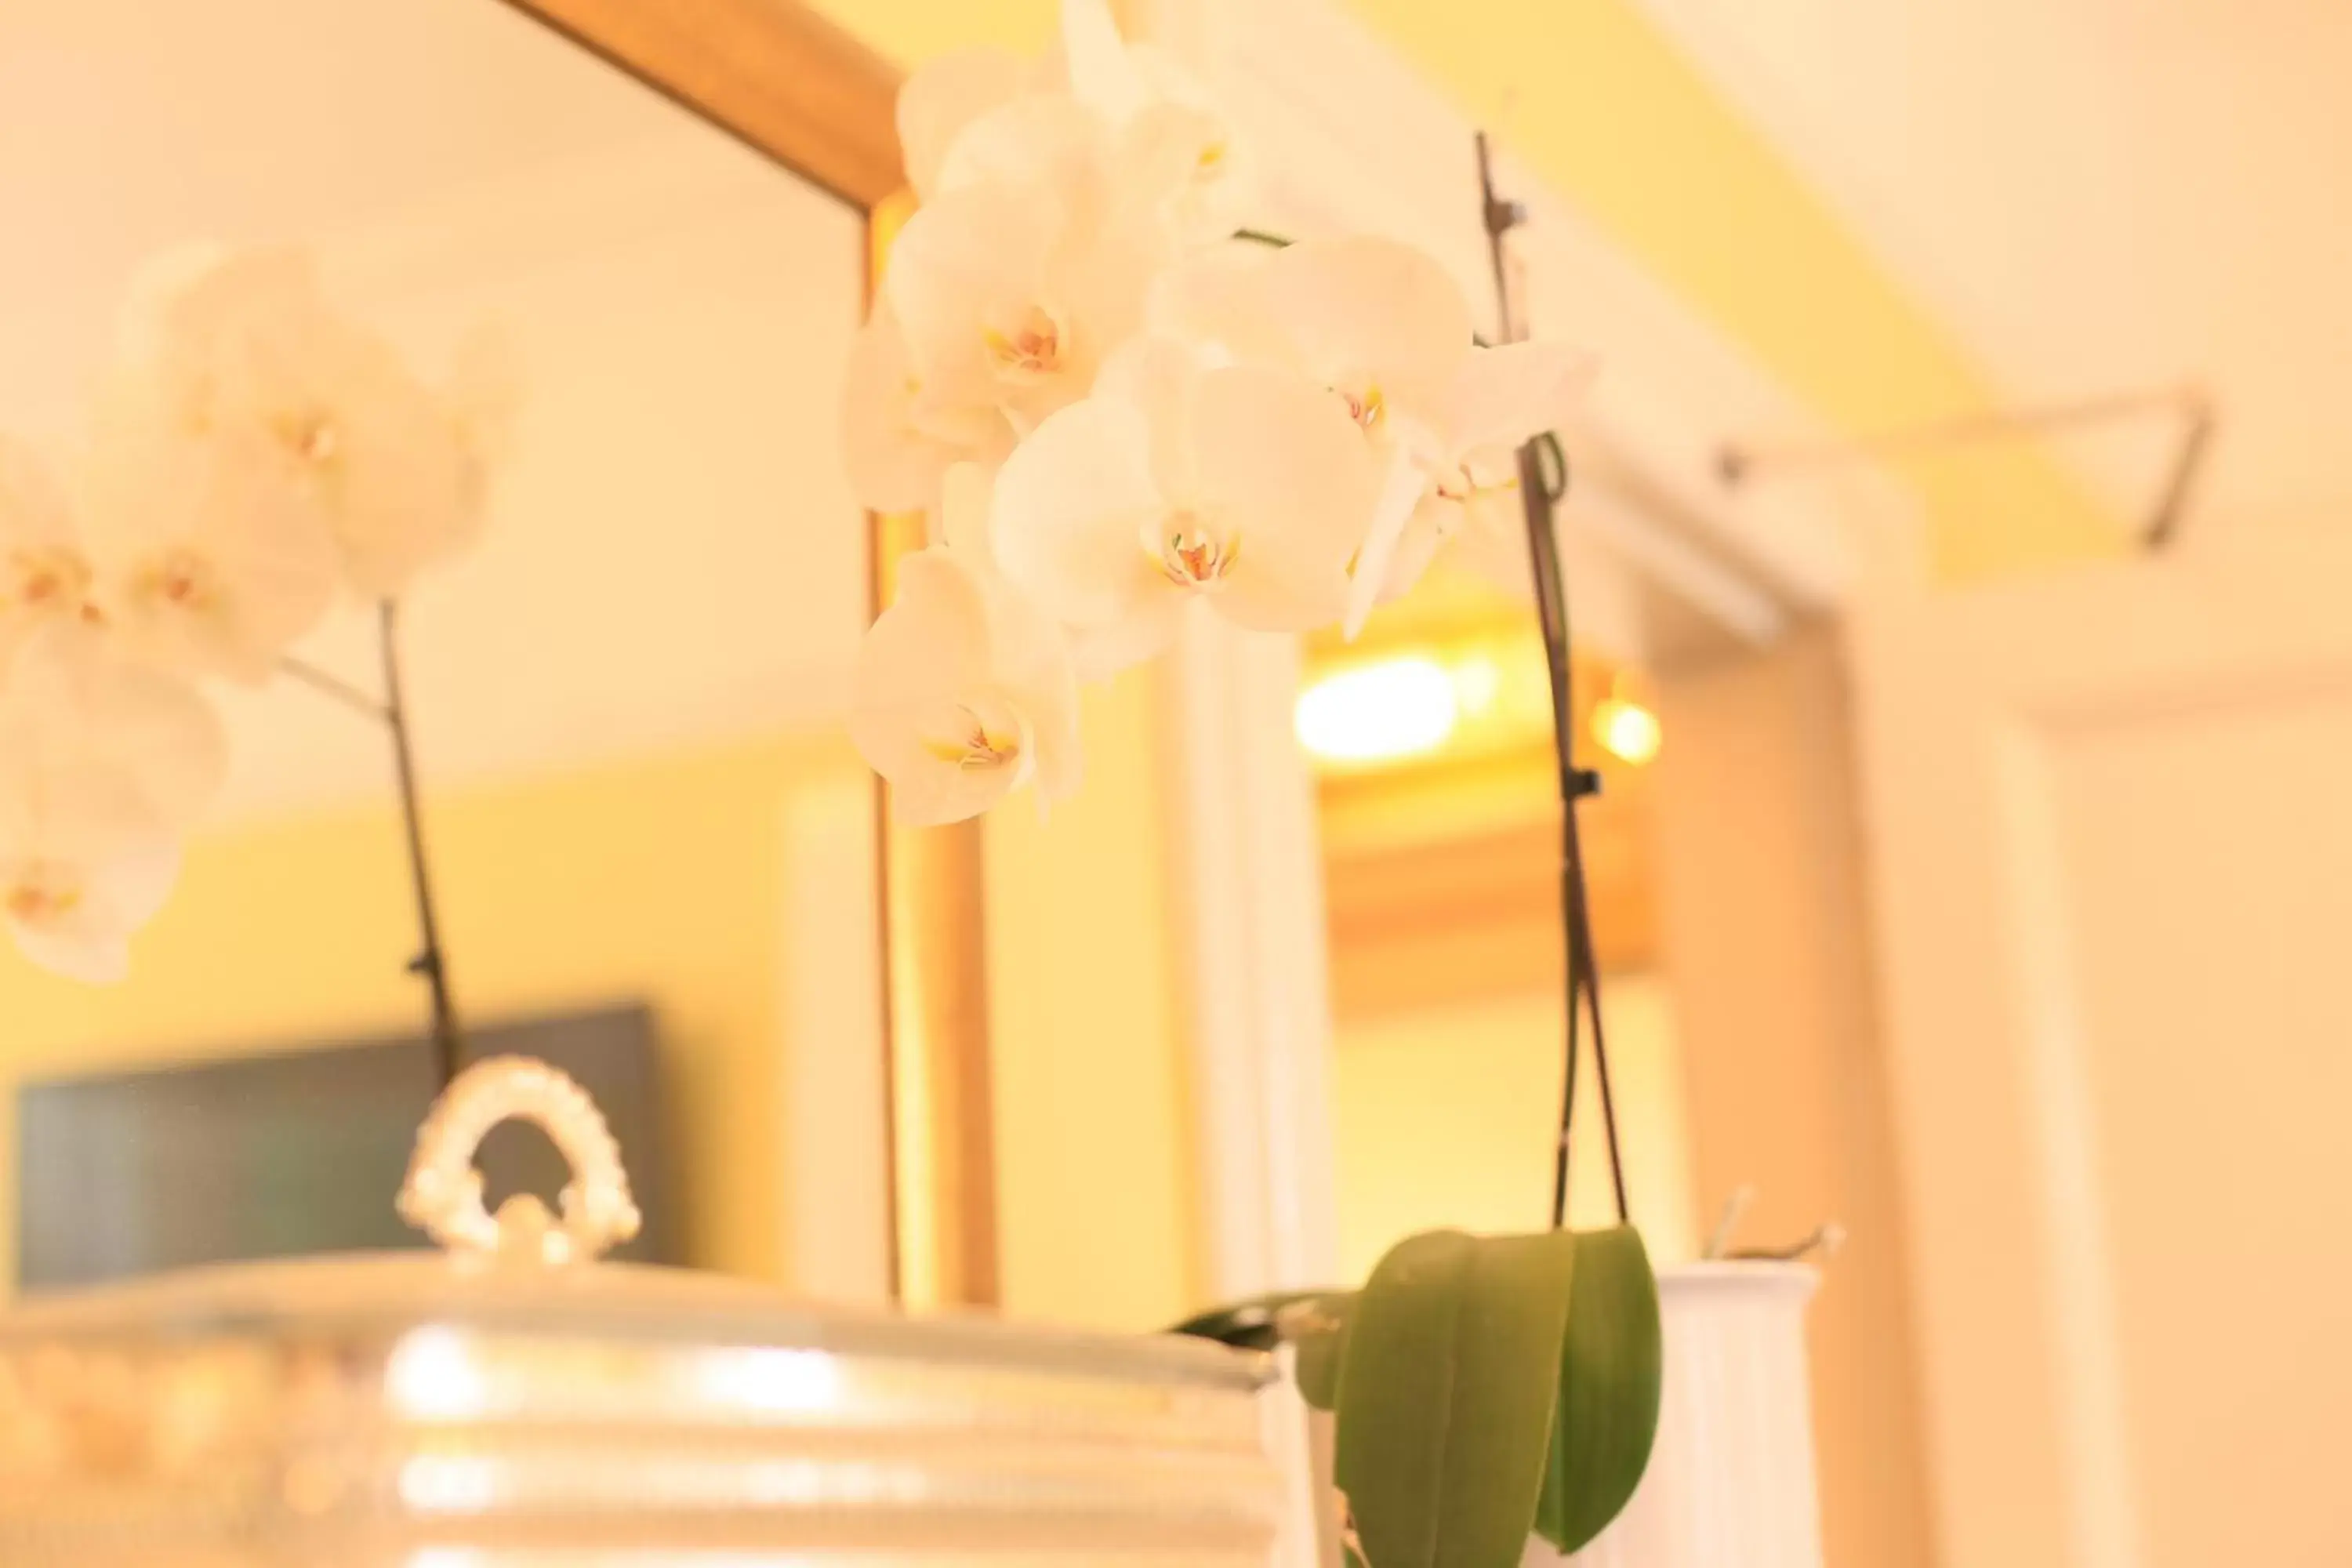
[1635,0,2352,540]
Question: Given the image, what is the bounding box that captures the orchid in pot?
[844,2,1664,1561]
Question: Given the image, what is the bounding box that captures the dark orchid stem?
[281,615,466,1091]
[278,655,388,720]
[379,602,463,1091]
[1475,130,1630,1229]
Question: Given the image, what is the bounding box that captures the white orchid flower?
[1371,341,1597,604]
[842,301,1013,515]
[884,173,1161,443]
[0,626,226,982]
[990,350,1377,671]
[1155,237,1597,630]
[101,243,490,600]
[0,438,99,666]
[898,45,1035,202]
[907,0,1254,247]
[851,468,1081,826]
[82,425,339,683]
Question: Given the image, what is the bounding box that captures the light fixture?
[1295,655,1459,764]
[1590,677,1662,765]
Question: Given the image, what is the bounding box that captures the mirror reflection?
[0,0,878,1296]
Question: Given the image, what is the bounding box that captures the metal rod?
[1719,386,2205,483]
[2144,402,2216,550]
[378,601,464,1091]
[1478,130,1631,1229]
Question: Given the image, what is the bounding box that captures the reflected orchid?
[0,438,99,666]
[100,243,489,599]
[82,425,339,683]
[0,626,225,982]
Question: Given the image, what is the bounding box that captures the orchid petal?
[1261,237,1475,421]
[899,45,1030,201]
[844,306,982,515]
[938,461,999,560]
[1146,244,1288,366]
[850,547,1080,825]
[886,180,1098,430]
[0,626,227,833]
[1449,340,1597,458]
[1094,335,1213,503]
[100,241,491,601]
[1342,441,1441,637]
[1059,0,1146,122]
[2,838,180,984]
[1189,364,1377,633]
[991,394,1169,636]
[82,427,339,683]
[933,93,1109,205]
[0,437,96,665]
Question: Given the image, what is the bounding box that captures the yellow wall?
[0,732,867,1298]
[985,669,1202,1330]
[1338,0,2117,580]
[1332,975,1697,1286]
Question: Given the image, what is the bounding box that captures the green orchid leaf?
[1334,1229,1580,1568]
[1292,1296,1352,1412]
[1534,1226,1663,1554]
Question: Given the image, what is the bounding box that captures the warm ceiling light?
[1592,695,1663,765]
[1296,655,1459,764]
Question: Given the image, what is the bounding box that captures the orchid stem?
[378,601,464,1092]
[1476,129,1631,1231]
[278,655,389,720]
[281,617,464,1091]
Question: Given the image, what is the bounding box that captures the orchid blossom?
[989,350,1377,670]
[851,466,1082,826]
[0,626,225,981]
[1155,236,1592,626]
[1373,340,1596,604]
[100,244,491,600]
[82,424,339,683]
[0,439,99,666]
[843,299,1015,515]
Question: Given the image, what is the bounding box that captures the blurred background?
[7,2,2351,1566]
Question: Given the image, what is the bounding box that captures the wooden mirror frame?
[497,0,996,1310]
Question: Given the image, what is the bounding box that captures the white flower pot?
[1526,1261,1824,1568]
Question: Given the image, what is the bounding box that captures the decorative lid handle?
[397,1055,643,1267]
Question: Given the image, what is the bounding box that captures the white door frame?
[1848,528,2352,1568]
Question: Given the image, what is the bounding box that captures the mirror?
[0,0,888,1298]
[1302,573,1701,1279]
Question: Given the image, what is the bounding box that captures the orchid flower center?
[983,304,1065,383]
[135,548,223,617]
[5,867,82,928]
[6,546,91,615]
[1334,377,1386,433]
[1154,516,1239,589]
[1433,460,1518,516]
[924,702,1024,772]
[273,407,342,466]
